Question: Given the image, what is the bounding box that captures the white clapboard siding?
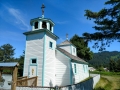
[55,50,71,86]
[72,63,89,84]
[59,46,71,54]
[44,33,56,87]
[23,32,44,86]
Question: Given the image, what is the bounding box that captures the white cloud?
[56,21,68,24]
[0,4,30,30]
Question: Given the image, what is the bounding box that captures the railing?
[16,74,100,90]
[16,76,38,86]
[17,76,28,80]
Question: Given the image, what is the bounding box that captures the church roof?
[58,40,76,47]
[23,29,59,40]
[57,48,88,64]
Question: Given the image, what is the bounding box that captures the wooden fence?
[16,76,38,87]
[17,76,28,80]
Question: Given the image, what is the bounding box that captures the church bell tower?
[23,4,59,86]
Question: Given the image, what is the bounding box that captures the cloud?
[0,4,30,30]
[55,21,68,24]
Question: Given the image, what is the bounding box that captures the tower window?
[49,41,53,48]
[34,22,38,29]
[31,58,37,64]
[50,24,52,31]
[42,22,47,29]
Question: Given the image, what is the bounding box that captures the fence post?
[55,85,59,90]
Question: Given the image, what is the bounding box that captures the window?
[49,42,53,48]
[31,59,37,64]
[34,22,38,29]
[73,48,75,53]
[83,65,86,73]
[50,24,52,31]
[74,64,77,74]
[42,21,47,29]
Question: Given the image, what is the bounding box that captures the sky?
[0,0,120,58]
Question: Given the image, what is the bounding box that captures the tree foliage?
[89,51,120,68]
[18,51,24,76]
[70,34,93,61]
[83,0,120,51]
[0,44,15,62]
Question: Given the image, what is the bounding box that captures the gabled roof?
[57,48,88,64]
[58,40,76,47]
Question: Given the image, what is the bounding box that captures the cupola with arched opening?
[30,17,54,33]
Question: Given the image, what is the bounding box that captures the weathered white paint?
[46,22,50,30]
[72,63,89,84]
[44,33,56,87]
[0,74,12,89]
[59,45,71,54]
[23,32,44,86]
[51,26,53,33]
[40,21,42,29]
[55,50,71,86]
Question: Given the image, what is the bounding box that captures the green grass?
[94,77,112,90]
[93,71,120,90]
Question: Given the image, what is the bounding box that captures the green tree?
[109,59,117,72]
[70,34,93,61]
[18,51,25,76]
[83,0,120,51]
[0,44,15,62]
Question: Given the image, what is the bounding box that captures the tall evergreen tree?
[83,0,120,51]
[70,34,93,61]
[109,59,117,72]
[0,44,15,62]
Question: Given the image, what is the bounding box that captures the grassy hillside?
[88,51,120,67]
[94,75,120,90]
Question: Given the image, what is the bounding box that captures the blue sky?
[0,0,120,58]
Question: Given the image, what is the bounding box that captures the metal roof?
[58,40,76,47]
[56,47,88,64]
[0,62,19,67]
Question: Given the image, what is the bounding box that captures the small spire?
[41,4,45,18]
[66,33,68,40]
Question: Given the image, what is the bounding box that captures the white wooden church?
[23,7,89,87]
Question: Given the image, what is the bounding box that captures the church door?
[29,65,37,77]
[29,58,37,77]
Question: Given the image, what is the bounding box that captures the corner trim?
[23,37,27,76]
[42,31,46,86]
[69,59,72,85]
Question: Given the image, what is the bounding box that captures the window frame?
[30,58,37,65]
[49,41,53,49]
[74,64,77,74]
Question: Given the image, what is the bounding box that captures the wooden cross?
[41,4,45,15]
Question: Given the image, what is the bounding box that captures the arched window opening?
[42,22,47,29]
[34,22,38,29]
[50,24,52,31]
